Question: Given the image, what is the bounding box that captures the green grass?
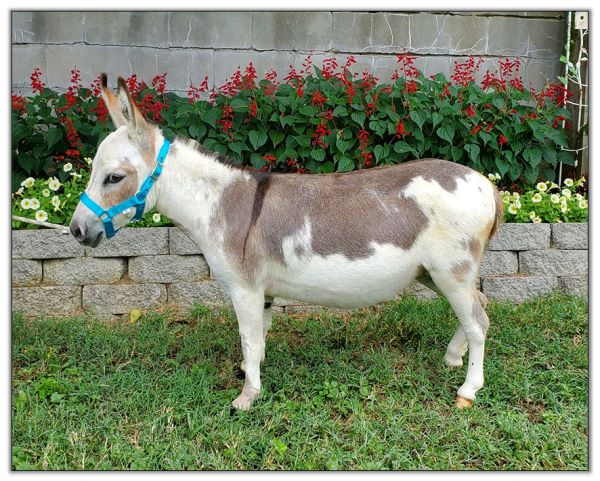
[12,294,588,470]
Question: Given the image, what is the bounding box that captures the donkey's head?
[70,74,162,247]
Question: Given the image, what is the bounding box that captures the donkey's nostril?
[70,223,85,242]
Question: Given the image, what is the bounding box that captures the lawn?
[12,294,588,470]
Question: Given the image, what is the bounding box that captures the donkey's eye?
[104,174,125,185]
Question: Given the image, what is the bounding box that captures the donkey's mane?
[174,136,259,174]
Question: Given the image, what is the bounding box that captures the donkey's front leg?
[230,287,266,411]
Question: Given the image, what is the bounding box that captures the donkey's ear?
[100,73,127,128]
[116,76,152,148]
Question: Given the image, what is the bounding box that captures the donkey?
[70,75,503,411]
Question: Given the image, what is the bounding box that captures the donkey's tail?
[488,186,504,239]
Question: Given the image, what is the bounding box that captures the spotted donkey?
[70,75,503,411]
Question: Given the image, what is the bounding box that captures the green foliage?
[495,176,588,223]
[12,294,588,470]
[11,61,581,229]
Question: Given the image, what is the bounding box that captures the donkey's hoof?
[455,395,473,409]
[231,386,260,411]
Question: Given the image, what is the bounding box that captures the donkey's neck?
[154,138,248,249]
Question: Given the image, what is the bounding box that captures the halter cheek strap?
[79,139,171,239]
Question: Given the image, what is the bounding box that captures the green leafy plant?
[494,175,588,223]
[12,58,582,229]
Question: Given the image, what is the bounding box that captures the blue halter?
[79,139,171,239]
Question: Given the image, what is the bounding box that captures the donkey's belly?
[266,244,420,308]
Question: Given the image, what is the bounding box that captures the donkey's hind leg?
[417,272,467,367]
[427,268,490,408]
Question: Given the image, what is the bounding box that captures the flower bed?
[12,57,586,229]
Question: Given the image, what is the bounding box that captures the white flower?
[531,193,542,203]
[532,216,542,224]
[549,182,559,190]
[21,177,35,188]
[152,213,161,223]
[488,173,496,181]
[42,188,50,197]
[550,194,560,204]
[562,189,571,199]
[48,177,61,191]
[529,211,536,220]
[20,198,32,209]
[66,193,71,198]
[512,192,520,199]
[16,187,24,195]
[561,204,568,213]
[564,178,574,187]
[579,199,588,209]
[84,157,93,165]
[70,172,82,179]
[508,204,518,215]
[30,198,40,209]
[575,193,583,201]
[35,210,48,222]
[495,173,501,180]
[536,182,547,192]
[502,194,510,204]
[63,162,73,172]
[51,195,61,208]
[515,200,521,208]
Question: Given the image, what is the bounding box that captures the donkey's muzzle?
[70,219,103,247]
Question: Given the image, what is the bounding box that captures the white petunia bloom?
[85,157,93,165]
[152,213,161,223]
[51,195,61,208]
[35,210,48,222]
[536,182,547,192]
[562,189,571,199]
[532,216,542,224]
[575,193,583,201]
[549,182,559,190]
[564,178,574,187]
[550,194,560,204]
[20,198,32,209]
[42,188,50,197]
[16,187,24,195]
[531,193,542,203]
[30,198,40,209]
[70,172,82,179]
[488,173,495,181]
[579,199,588,209]
[63,163,73,172]
[21,177,35,188]
[48,178,61,191]
[529,211,536,219]
[495,173,501,180]
[561,205,568,213]
[508,204,518,215]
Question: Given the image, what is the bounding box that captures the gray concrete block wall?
[11,11,566,95]
[10,223,587,319]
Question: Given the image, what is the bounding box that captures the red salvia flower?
[188,75,210,103]
[395,120,409,139]
[311,90,328,108]
[463,105,476,118]
[151,73,167,95]
[12,95,27,115]
[30,68,45,94]
[249,100,258,118]
[469,125,481,136]
[498,134,508,146]
[216,104,235,141]
[311,119,331,148]
[552,115,567,129]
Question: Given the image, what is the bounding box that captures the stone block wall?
[11,11,566,95]
[11,223,587,318]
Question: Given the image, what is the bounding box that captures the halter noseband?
[79,139,171,239]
